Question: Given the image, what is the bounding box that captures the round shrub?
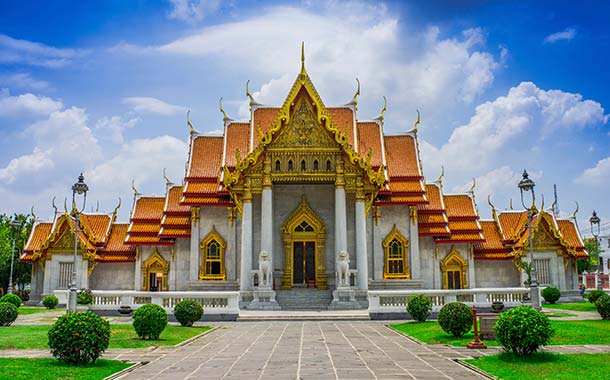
[494,306,554,356]
[48,311,110,364]
[595,294,610,320]
[174,300,204,326]
[437,302,473,337]
[587,289,606,304]
[0,294,22,308]
[542,286,561,304]
[407,294,432,322]
[42,295,59,309]
[132,304,168,340]
[77,288,93,305]
[0,302,18,326]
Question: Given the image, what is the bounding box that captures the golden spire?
[377,96,387,121]
[435,165,444,191]
[187,110,195,135]
[113,197,121,214]
[219,97,230,122]
[572,201,579,220]
[246,80,255,106]
[540,194,545,213]
[509,198,513,210]
[131,180,140,197]
[413,110,421,133]
[31,206,36,221]
[163,168,172,186]
[469,177,476,195]
[95,200,99,212]
[488,194,497,216]
[52,196,58,215]
[301,41,305,74]
[352,78,361,105]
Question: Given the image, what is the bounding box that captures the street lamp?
[518,169,540,309]
[68,173,88,312]
[7,218,22,295]
[590,211,602,290]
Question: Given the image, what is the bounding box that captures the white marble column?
[260,159,273,288]
[355,195,368,290]
[335,159,348,255]
[240,181,253,291]
[189,207,200,281]
[409,206,421,280]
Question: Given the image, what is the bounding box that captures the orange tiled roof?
[24,222,53,253]
[557,219,585,249]
[448,220,481,232]
[328,107,354,147]
[375,194,427,205]
[443,194,478,219]
[356,122,382,168]
[79,214,111,244]
[159,227,191,238]
[436,194,483,243]
[224,122,250,168]
[418,213,447,225]
[436,232,484,243]
[474,220,511,256]
[125,235,170,245]
[187,136,224,179]
[497,211,528,241]
[418,184,444,212]
[180,196,232,205]
[252,107,279,148]
[419,225,450,236]
[161,215,190,226]
[384,135,421,178]
[164,186,191,214]
[128,223,162,234]
[132,197,165,221]
[100,224,135,254]
[183,182,221,195]
[389,180,425,193]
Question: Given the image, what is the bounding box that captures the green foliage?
[587,289,606,304]
[542,286,561,304]
[521,261,532,287]
[406,294,432,322]
[47,311,110,365]
[77,288,93,305]
[594,294,610,320]
[494,306,554,356]
[173,300,204,326]
[580,238,605,274]
[0,302,18,326]
[0,214,33,294]
[0,293,22,308]
[42,295,58,309]
[132,304,168,340]
[437,302,473,337]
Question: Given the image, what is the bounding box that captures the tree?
[578,237,605,274]
[0,214,33,295]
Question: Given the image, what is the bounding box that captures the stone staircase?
[275,288,333,310]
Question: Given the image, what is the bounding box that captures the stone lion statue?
[259,250,272,288]
[337,250,350,287]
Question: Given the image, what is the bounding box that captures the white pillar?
[409,206,421,280]
[261,187,273,287]
[240,185,253,291]
[189,207,200,281]
[355,198,368,290]
[335,186,348,254]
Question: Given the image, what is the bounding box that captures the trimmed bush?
[0,302,18,326]
[174,300,204,327]
[42,295,59,309]
[77,288,93,305]
[0,294,22,308]
[48,311,110,364]
[588,289,606,304]
[595,294,610,320]
[542,286,561,304]
[437,302,473,337]
[407,294,432,322]
[132,304,168,340]
[494,306,554,356]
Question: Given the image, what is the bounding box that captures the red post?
[467,306,487,349]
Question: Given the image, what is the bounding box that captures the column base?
[329,288,361,310]
[246,288,281,310]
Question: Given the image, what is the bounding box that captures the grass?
[542,302,597,312]
[465,352,610,380]
[0,324,212,350]
[390,320,610,346]
[17,307,63,316]
[0,358,131,380]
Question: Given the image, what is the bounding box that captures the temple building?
[21,50,588,309]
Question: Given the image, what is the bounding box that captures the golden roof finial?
[435,165,444,190]
[541,194,545,213]
[301,41,305,74]
[31,206,36,221]
[377,96,387,121]
[131,180,139,196]
[469,177,476,195]
[246,80,255,106]
[219,97,229,122]
[488,194,496,212]
[572,201,579,220]
[413,109,421,133]
[509,198,513,210]
[163,168,172,186]
[352,78,361,105]
[95,200,99,212]
[113,197,121,215]
[187,110,195,135]
[52,196,58,215]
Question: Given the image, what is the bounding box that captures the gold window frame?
[383,225,410,279]
[199,226,227,280]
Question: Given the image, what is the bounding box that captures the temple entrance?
[281,196,328,289]
[293,241,316,287]
[142,251,169,291]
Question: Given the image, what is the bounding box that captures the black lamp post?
[518,169,540,309]
[68,173,88,312]
[7,218,22,294]
[590,211,602,290]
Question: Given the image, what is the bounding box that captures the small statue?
[259,250,272,288]
[337,250,350,287]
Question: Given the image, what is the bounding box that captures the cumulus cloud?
[0,34,87,68]
[95,116,140,144]
[123,97,187,116]
[0,73,49,90]
[577,157,610,186]
[167,0,221,23]
[544,27,577,44]
[0,88,63,117]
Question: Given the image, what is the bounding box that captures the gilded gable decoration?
[441,248,468,289]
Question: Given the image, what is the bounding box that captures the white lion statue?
[259,250,272,288]
[336,250,350,287]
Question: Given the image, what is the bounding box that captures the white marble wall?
[90,262,134,290]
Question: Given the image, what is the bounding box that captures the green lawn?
[17,306,63,316]
[465,352,610,380]
[390,320,610,346]
[0,358,131,380]
[542,302,596,312]
[0,325,212,350]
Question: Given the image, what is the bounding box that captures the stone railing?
[54,290,240,319]
[368,287,534,318]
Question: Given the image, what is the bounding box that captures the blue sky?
[1,0,609,238]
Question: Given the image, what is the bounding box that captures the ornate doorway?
[281,196,327,289]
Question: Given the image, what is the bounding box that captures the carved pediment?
[270,99,337,149]
[532,226,561,251]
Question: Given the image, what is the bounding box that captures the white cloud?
[544,27,577,44]
[0,88,63,117]
[167,0,220,23]
[578,157,610,186]
[421,81,609,174]
[123,97,187,116]
[0,34,87,68]
[0,73,49,90]
[95,116,140,144]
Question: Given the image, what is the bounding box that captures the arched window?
[275,160,281,172]
[441,248,468,289]
[200,227,226,280]
[326,159,332,171]
[301,159,306,171]
[288,160,293,171]
[313,160,319,171]
[382,225,409,279]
